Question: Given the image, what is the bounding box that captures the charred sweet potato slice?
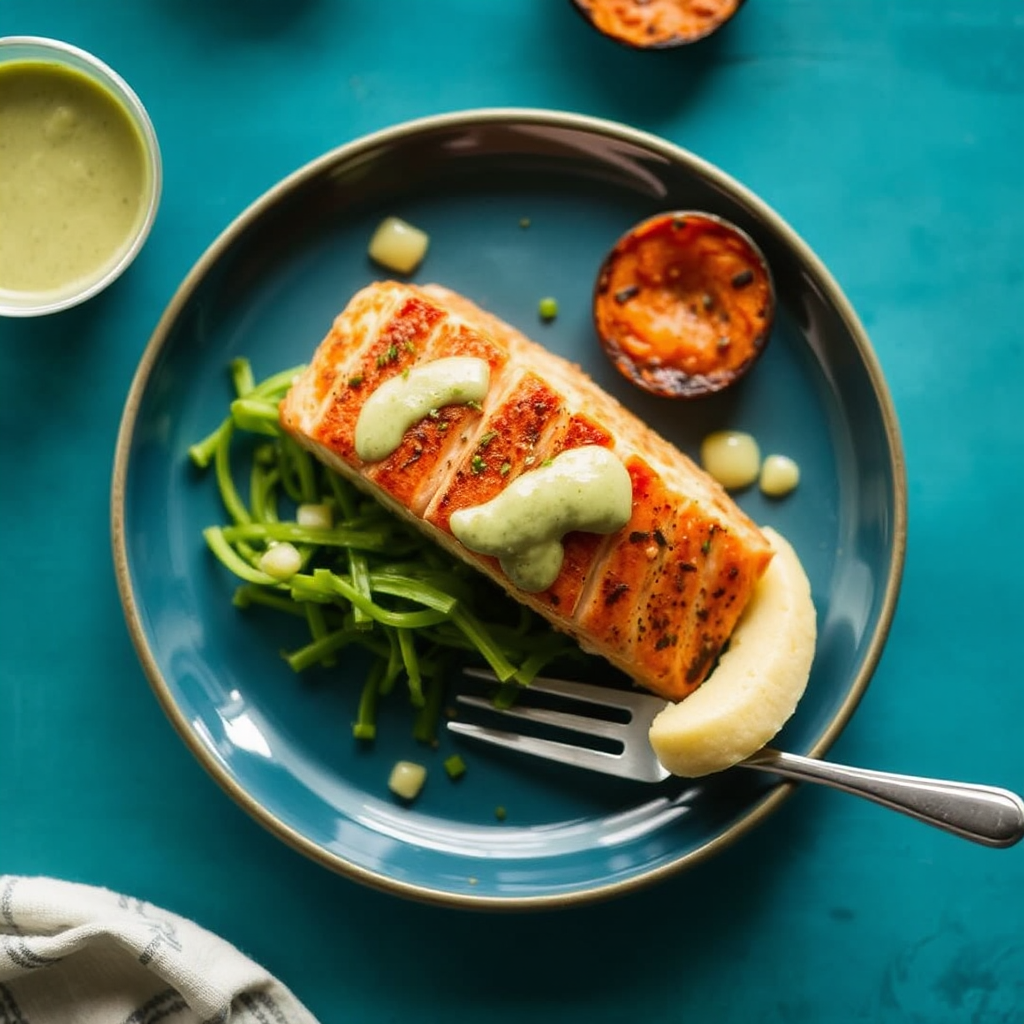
[594,212,774,398]
[571,0,745,49]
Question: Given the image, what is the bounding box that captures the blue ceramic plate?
[112,110,906,909]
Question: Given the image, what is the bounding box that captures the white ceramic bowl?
[0,36,162,316]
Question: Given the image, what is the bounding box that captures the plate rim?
[111,107,908,910]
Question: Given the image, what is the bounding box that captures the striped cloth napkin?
[0,876,320,1023]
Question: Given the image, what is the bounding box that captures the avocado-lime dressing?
[354,356,490,462]
[449,445,633,592]
[0,60,150,297]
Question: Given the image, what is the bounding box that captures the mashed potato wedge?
[649,526,816,777]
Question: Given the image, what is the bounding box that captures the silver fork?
[448,668,1024,849]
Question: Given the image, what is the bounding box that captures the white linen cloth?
[0,876,320,1024]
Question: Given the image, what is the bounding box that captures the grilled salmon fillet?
[280,281,773,702]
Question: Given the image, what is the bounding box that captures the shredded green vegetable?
[192,358,582,743]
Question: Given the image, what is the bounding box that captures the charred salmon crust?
[279,281,773,702]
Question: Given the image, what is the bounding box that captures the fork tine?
[455,693,628,743]
[454,666,672,783]
[461,666,664,717]
[447,719,669,783]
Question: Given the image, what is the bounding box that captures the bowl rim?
[111,107,908,910]
[0,34,163,317]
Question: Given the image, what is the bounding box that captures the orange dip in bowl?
[594,212,774,398]
[572,0,743,48]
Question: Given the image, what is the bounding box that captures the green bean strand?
[449,606,518,683]
[212,421,251,526]
[231,397,282,437]
[304,602,336,667]
[230,357,256,397]
[297,569,449,629]
[221,522,390,550]
[188,418,229,470]
[203,527,277,585]
[251,365,305,398]
[285,628,386,673]
[412,663,446,745]
[324,467,358,521]
[232,584,307,618]
[367,573,458,615]
[397,629,424,708]
[290,439,319,504]
[249,464,280,524]
[353,660,383,741]
[348,549,374,630]
[379,627,404,696]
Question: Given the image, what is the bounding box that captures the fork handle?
[741,749,1024,848]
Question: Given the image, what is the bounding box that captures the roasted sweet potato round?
[594,211,775,399]
[570,0,746,49]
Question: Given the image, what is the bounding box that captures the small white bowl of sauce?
[0,36,162,317]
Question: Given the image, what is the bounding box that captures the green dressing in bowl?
[0,59,151,300]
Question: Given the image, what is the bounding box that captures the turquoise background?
[2,0,1022,1020]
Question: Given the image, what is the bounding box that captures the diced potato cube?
[258,541,302,579]
[296,502,333,529]
[388,760,427,801]
[368,217,429,275]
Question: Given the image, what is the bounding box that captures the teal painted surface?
[1,1,1022,1020]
